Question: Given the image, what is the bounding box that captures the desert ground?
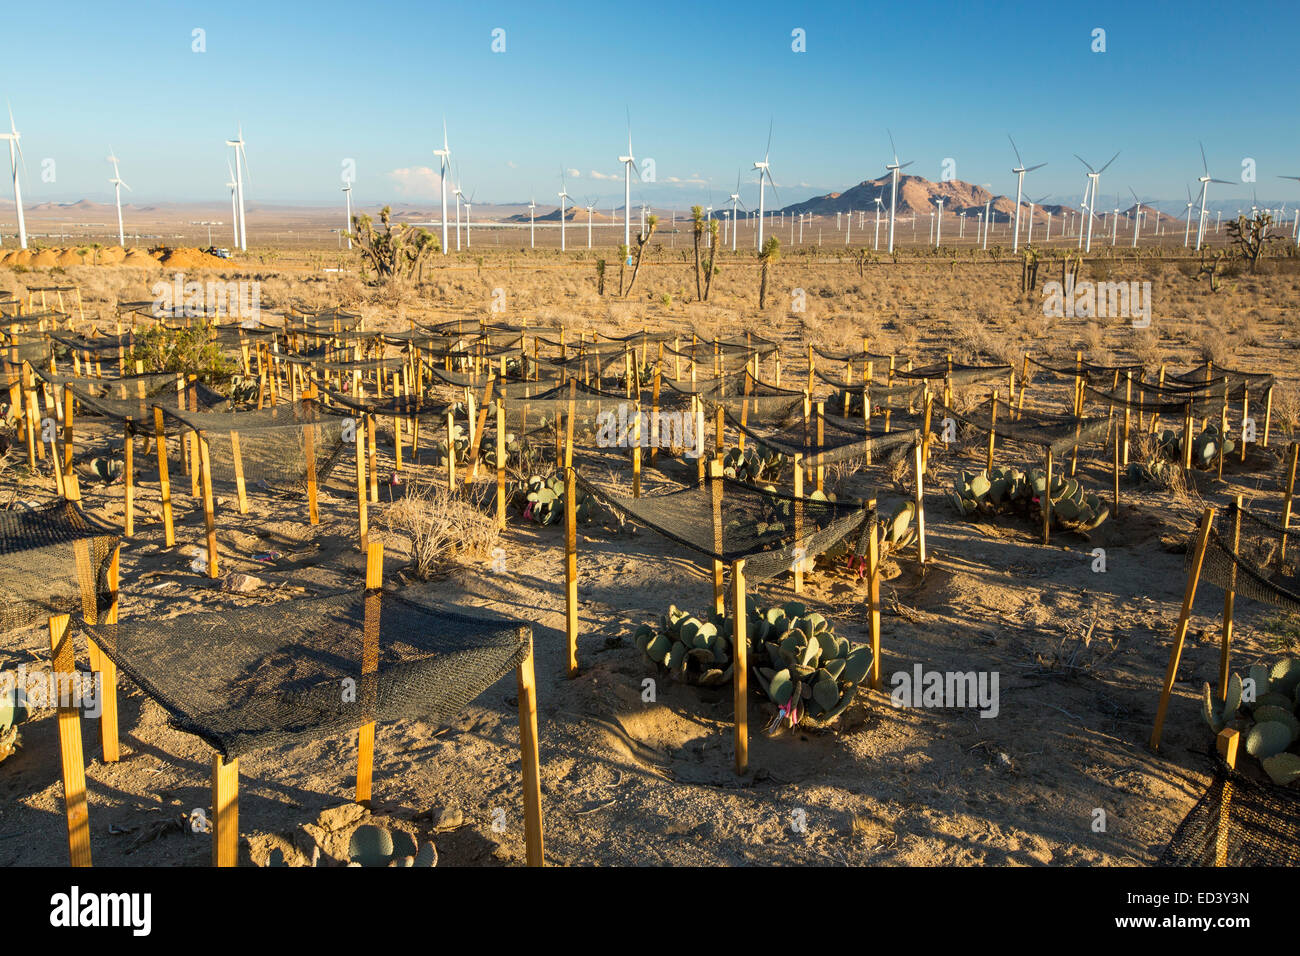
[0,226,1297,866]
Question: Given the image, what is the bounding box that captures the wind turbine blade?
[1280,175,1300,182]
[239,143,250,183]
[764,117,773,163]
[1098,151,1120,174]
[1025,162,1047,172]
[1074,153,1093,172]
[1210,178,1233,185]
[887,129,898,164]
[1008,134,1023,168]
[897,160,913,171]
[121,181,132,192]
[1200,142,1209,176]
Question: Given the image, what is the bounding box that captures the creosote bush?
[382,480,500,579]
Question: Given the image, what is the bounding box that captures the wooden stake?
[1282,442,1298,563]
[867,499,881,689]
[914,441,927,566]
[1150,506,1215,751]
[303,421,319,526]
[154,406,174,547]
[445,409,456,492]
[356,539,382,804]
[355,417,368,546]
[1042,448,1053,546]
[1214,727,1239,867]
[987,389,998,473]
[496,399,506,530]
[198,433,219,577]
[367,413,378,504]
[710,460,725,617]
[564,467,578,677]
[731,558,748,776]
[1220,496,1243,699]
[792,453,804,593]
[230,431,248,515]
[516,637,546,867]
[211,754,239,867]
[48,612,92,867]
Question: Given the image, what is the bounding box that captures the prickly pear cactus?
[519,472,595,525]
[751,602,871,730]
[1208,656,1300,786]
[635,604,735,687]
[347,824,437,867]
[721,446,786,483]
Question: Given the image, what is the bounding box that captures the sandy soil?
[0,251,1296,866]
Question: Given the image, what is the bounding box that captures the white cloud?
[388,166,442,197]
[589,170,619,181]
[566,168,581,178]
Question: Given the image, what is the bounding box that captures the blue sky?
[5,0,1299,211]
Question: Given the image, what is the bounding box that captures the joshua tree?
[757,235,780,309]
[616,243,628,296]
[691,205,704,300]
[350,206,439,286]
[624,217,657,298]
[595,258,607,296]
[1226,213,1275,273]
[702,219,721,302]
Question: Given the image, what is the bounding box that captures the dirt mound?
[55,249,84,267]
[157,246,229,269]
[6,249,32,266]
[97,246,126,264]
[122,249,159,267]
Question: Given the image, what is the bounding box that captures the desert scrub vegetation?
[381,480,500,580]
[130,323,236,384]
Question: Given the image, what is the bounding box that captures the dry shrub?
[382,479,499,579]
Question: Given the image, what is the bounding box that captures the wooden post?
[62,384,75,485]
[123,422,135,536]
[914,441,927,566]
[1042,448,1053,546]
[467,376,496,482]
[496,399,507,530]
[445,409,457,492]
[367,413,378,504]
[731,558,748,776]
[632,402,642,498]
[867,499,881,689]
[1214,728,1240,867]
[792,453,804,593]
[211,754,239,867]
[1220,497,1243,700]
[1113,424,1121,517]
[355,417,368,546]
[564,467,578,677]
[1122,372,1132,466]
[94,547,121,763]
[356,539,382,804]
[515,636,545,867]
[1262,384,1274,448]
[230,431,248,515]
[48,612,92,867]
[303,421,319,526]
[1150,506,1216,751]
[710,460,725,617]
[815,401,825,492]
[1183,402,1194,470]
[154,406,175,547]
[1282,442,1298,563]
[198,433,219,577]
[986,389,998,473]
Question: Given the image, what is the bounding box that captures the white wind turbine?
[1024,194,1047,245]
[1194,142,1232,251]
[452,173,464,251]
[107,148,131,247]
[1009,135,1046,254]
[873,194,883,249]
[226,161,239,247]
[728,170,747,252]
[1183,185,1196,247]
[933,196,945,247]
[0,106,28,249]
[753,121,778,248]
[341,181,352,250]
[464,189,474,248]
[1128,188,1144,248]
[557,171,570,252]
[225,124,250,251]
[528,197,536,249]
[618,112,639,248]
[1281,175,1300,247]
[1074,151,1118,253]
[584,197,596,248]
[434,119,450,255]
[885,131,913,254]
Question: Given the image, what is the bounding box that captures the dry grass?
[381,479,500,579]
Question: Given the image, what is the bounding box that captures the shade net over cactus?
[321,384,453,421]
[809,344,898,365]
[59,374,227,431]
[0,498,118,636]
[76,591,531,759]
[724,407,920,468]
[51,332,137,358]
[1083,382,1234,417]
[1230,505,1298,580]
[575,470,874,585]
[1192,525,1300,615]
[1168,363,1275,393]
[933,398,1113,457]
[1024,355,1144,383]
[813,371,928,414]
[895,362,1012,387]
[1159,754,1300,866]
[687,372,807,419]
[158,400,350,493]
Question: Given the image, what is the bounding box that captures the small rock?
[222,572,264,593]
[317,802,368,832]
[433,808,463,832]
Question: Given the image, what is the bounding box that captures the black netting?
[809,344,897,364]
[1084,382,1228,417]
[1159,754,1300,866]
[1192,526,1300,614]
[1169,363,1275,393]
[575,470,873,584]
[896,362,1012,387]
[0,499,119,635]
[77,591,530,759]
[159,400,350,491]
[321,384,452,421]
[62,374,226,427]
[725,407,920,467]
[1024,355,1143,383]
[934,398,1113,457]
